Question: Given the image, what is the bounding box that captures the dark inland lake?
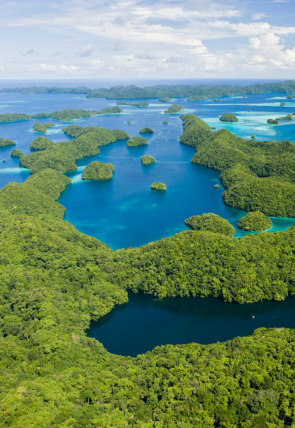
[88,293,295,356]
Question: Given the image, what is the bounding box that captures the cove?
[88,293,295,357]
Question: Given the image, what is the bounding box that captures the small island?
[117,101,149,108]
[164,104,184,114]
[127,137,148,147]
[162,121,168,125]
[237,211,273,231]
[139,127,154,134]
[10,149,24,157]
[33,123,48,133]
[267,118,279,124]
[276,114,293,121]
[185,213,235,237]
[30,137,54,151]
[219,113,238,122]
[159,97,172,103]
[82,161,114,181]
[0,138,16,147]
[151,182,166,190]
[44,122,55,128]
[141,155,155,165]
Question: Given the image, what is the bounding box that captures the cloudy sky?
[1,0,295,80]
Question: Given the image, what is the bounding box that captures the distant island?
[164,104,184,114]
[219,113,238,122]
[82,161,114,180]
[117,101,149,107]
[2,80,295,101]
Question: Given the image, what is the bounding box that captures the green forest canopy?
[1,112,295,425]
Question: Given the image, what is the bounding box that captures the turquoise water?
[88,293,295,356]
[0,91,295,248]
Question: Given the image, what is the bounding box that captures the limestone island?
[117,101,149,108]
[139,127,154,134]
[127,137,148,147]
[151,182,166,190]
[11,149,24,158]
[287,95,294,99]
[33,123,48,133]
[159,97,172,103]
[164,104,184,114]
[30,137,54,151]
[44,122,55,128]
[141,155,155,165]
[237,211,273,232]
[219,113,238,122]
[185,213,235,237]
[0,138,16,147]
[82,161,114,181]
[162,121,168,125]
[276,114,293,121]
[267,119,279,124]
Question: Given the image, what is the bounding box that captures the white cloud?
[76,43,94,57]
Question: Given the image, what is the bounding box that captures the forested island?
[164,104,184,114]
[0,138,16,147]
[141,154,155,165]
[139,127,154,134]
[82,161,114,180]
[151,182,166,190]
[117,101,149,107]
[237,211,273,231]
[185,213,235,236]
[126,136,148,146]
[0,107,122,125]
[219,113,238,122]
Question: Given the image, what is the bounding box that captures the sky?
[0,0,295,80]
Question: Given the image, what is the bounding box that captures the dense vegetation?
[33,122,48,133]
[238,211,273,231]
[139,127,154,134]
[219,113,238,122]
[276,114,293,121]
[180,114,295,217]
[127,136,148,147]
[10,149,24,157]
[164,104,184,114]
[141,155,155,165]
[0,107,122,125]
[20,125,129,174]
[30,136,54,151]
[158,97,172,102]
[185,213,235,236]
[151,182,166,190]
[267,118,279,124]
[0,164,295,425]
[1,80,295,102]
[117,101,149,107]
[82,161,114,180]
[1,94,295,425]
[0,138,16,147]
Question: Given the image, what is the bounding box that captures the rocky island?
[82,161,114,180]
[237,211,273,231]
[185,213,235,236]
[127,137,148,147]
